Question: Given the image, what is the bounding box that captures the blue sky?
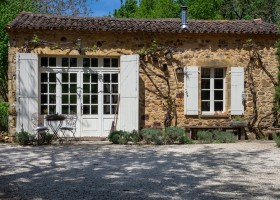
[89,0,122,16]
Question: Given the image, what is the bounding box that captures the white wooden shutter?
[231,67,244,115]
[118,55,139,131]
[16,53,39,133]
[184,66,199,115]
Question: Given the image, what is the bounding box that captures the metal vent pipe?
[180,6,188,29]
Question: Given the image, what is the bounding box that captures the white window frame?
[201,67,226,115]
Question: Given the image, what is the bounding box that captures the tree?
[34,0,97,16]
[0,0,36,102]
[114,0,280,23]
[114,0,138,18]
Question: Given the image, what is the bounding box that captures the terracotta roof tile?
[6,12,278,35]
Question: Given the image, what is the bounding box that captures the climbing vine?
[244,40,278,138]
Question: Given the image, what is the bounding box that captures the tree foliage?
[0,0,36,101]
[114,0,280,23]
[34,0,97,16]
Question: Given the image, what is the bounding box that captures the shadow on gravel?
[0,143,279,200]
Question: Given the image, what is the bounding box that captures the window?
[83,58,99,67]
[201,68,225,114]
[40,57,56,67]
[103,58,119,68]
[40,73,56,114]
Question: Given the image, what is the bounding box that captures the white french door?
[80,71,119,137]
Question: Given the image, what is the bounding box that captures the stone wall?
[7,30,279,136]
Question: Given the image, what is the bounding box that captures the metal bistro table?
[46,114,66,142]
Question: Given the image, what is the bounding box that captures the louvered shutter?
[184,66,199,115]
[118,55,139,131]
[231,67,244,115]
[16,53,39,132]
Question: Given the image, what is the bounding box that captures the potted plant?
[230,115,247,127]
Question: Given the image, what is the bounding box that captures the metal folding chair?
[60,115,77,141]
[31,113,49,142]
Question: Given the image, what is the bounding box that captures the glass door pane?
[83,73,98,115]
[61,73,77,114]
[103,73,119,115]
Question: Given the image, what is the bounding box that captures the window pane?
[70,95,77,104]
[201,90,210,100]
[112,74,118,83]
[41,95,48,104]
[214,68,224,78]
[91,74,98,83]
[214,102,223,111]
[49,57,56,67]
[70,106,76,114]
[202,101,210,111]
[62,105,68,114]
[49,73,56,82]
[83,95,89,104]
[49,105,56,114]
[112,105,118,114]
[70,84,77,93]
[62,74,68,82]
[70,74,77,82]
[62,84,68,93]
[62,57,69,67]
[214,79,223,89]
[91,95,98,104]
[83,84,90,93]
[112,95,118,103]
[214,91,223,100]
[91,58,98,67]
[112,58,119,67]
[83,105,90,114]
[83,58,90,67]
[103,84,110,93]
[104,74,110,83]
[201,68,210,78]
[41,105,48,114]
[62,95,68,104]
[49,84,56,93]
[83,74,90,83]
[103,105,110,114]
[112,84,118,93]
[201,79,210,89]
[41,73,48,82]
[49,95,56,104]
[103,95,110,103]
[104,58,110,67]
[91,105,98,114]
[41,84,48,93]
[41,57,48,67]
[91,84,98,93]
[70,58,77,67]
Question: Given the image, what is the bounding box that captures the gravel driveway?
[0,141,280,200]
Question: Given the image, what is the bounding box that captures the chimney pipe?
[180,6,188,29]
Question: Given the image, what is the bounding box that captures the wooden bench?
[185,126,246,140]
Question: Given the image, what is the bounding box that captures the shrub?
[108,130,130,144]
[197,131,213,143]
[178,135,194,144]
[273,134,280,147]
[45,133,53,144]
[129,130,140,144]
[15,131,31,145]
[213,131,237,143]
[165,127,185,144]
[141,128,163,144]
[0,102,8,131]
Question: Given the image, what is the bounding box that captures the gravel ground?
[0,141,280,200]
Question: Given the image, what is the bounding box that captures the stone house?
[6,12,278,138]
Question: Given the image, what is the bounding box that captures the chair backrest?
[65,115,77,128]
[31,113,45,128]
